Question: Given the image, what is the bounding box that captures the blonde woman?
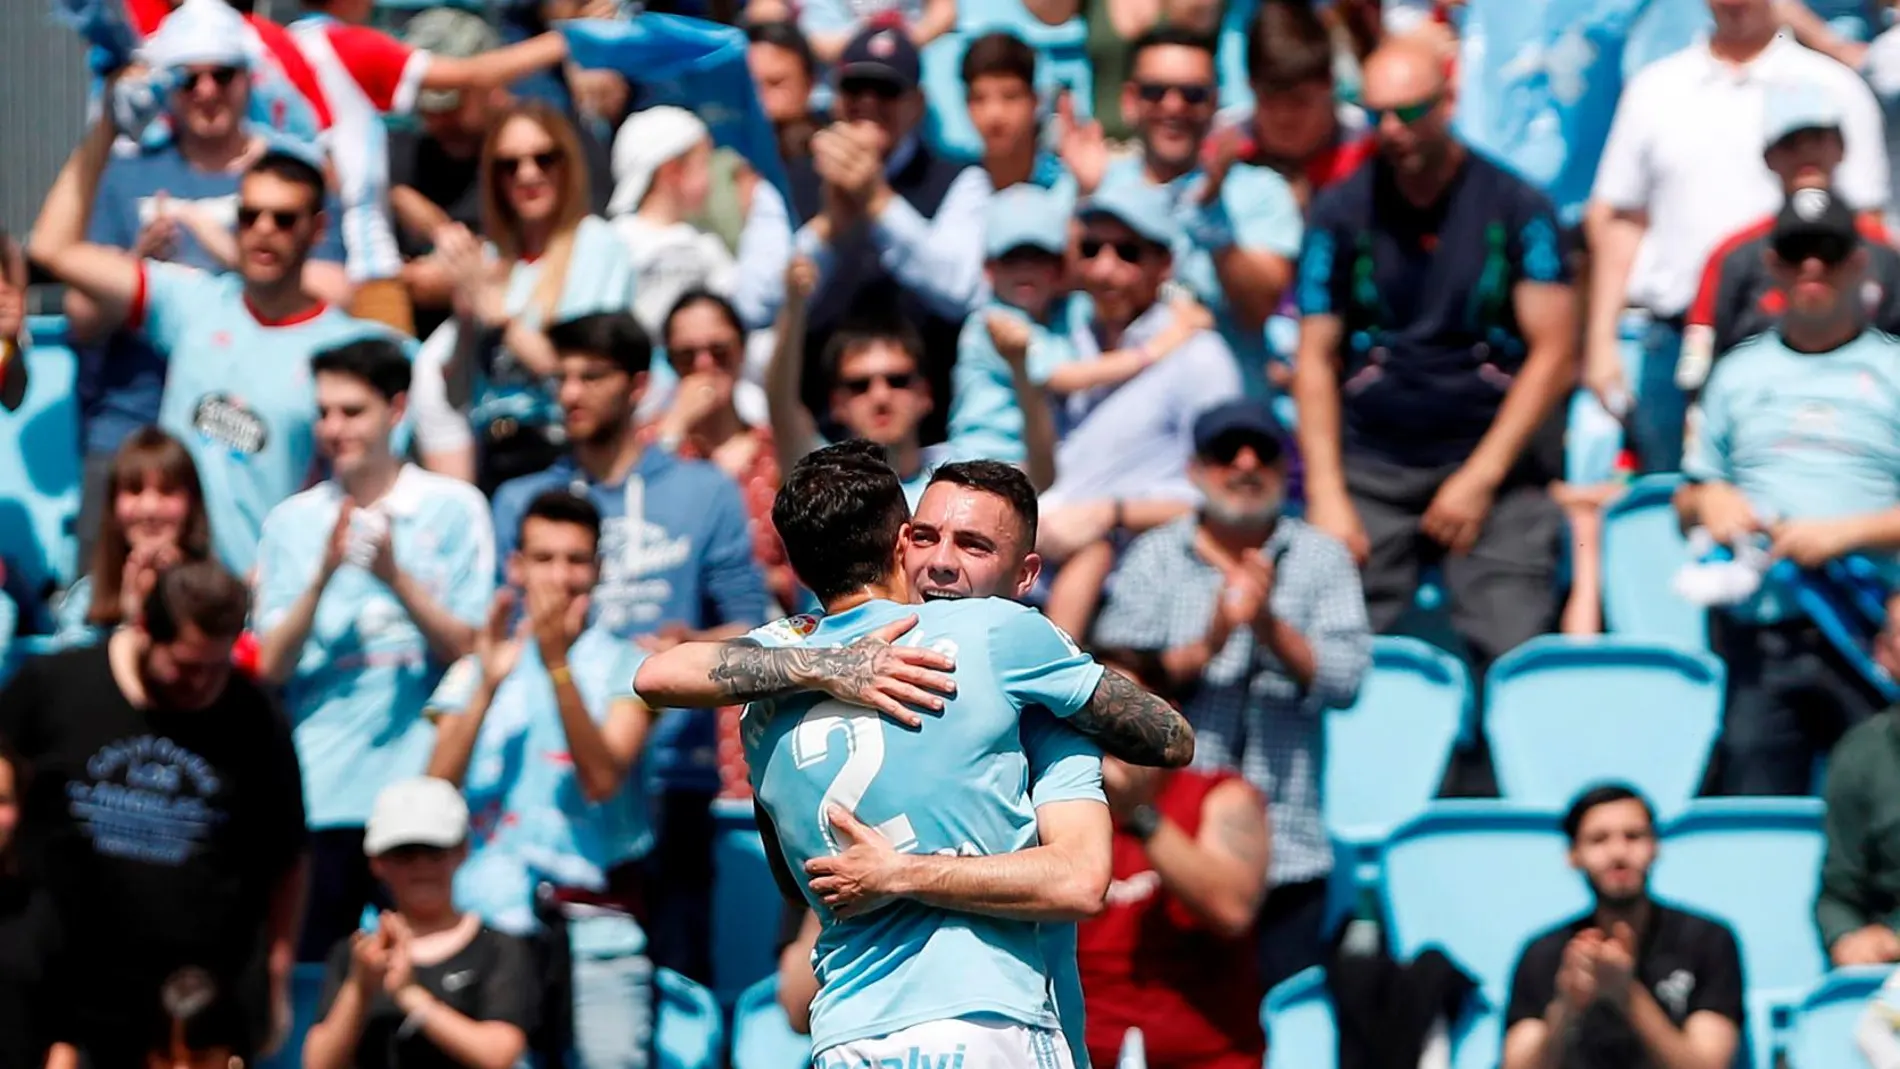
[412,102,636,492]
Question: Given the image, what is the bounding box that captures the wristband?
[1125,804,1162,841]
[549,663,573,686]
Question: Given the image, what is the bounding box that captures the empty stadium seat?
[712,799,784,1005]
[732,976,814,1069]
[0,318,83,598]
[1485,635,1723,822]
[1601,475,1708,649]
[656,967,726,1069]
[1324,637,1470,856]
[1380,803,1589,1003]
[1651,799,1828,998]
[1264,967,1338,1069]
[1784,967,1895,1069]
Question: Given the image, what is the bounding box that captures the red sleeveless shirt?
[1078,770,1268,1069]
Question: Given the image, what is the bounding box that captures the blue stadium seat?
[1264,967,1338,1069]
[1380,803,1589,1004]
[0,317,83,598]
[1651,799,1828,999]
[1784,967,1895,1069]
[1601,475,1708,650]
[656,967,726,1069]
[1324,637,1470,873]
[256,963,329,1069]
[712,799,784,1006]
[732,976,814,1069]
[1484,636,1723,822]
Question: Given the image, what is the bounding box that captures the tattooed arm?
[1068,668,1197,768]
[632,615,957,724]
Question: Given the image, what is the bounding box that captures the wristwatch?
[1125,804,1162,842]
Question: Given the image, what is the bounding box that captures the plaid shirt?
[1095,516,1371,886]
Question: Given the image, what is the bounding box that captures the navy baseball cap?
[1192,399,1286,461]
[838,24,920,92]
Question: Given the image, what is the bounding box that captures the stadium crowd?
[4,0,1900,1063]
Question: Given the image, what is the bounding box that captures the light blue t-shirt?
[426,628,655,937]
[741,598,1105,1053]
[1022,709,1107,1069]
[468,214,636,436]
[945,298,1080,466]
[137,261,407,578]
[254,465,495,829]
[1105,157,1303,395]
[1686,330,1900,524]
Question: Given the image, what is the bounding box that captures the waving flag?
[1453,0,1708,224]
[49,0,139,76]
[560,14,790,204]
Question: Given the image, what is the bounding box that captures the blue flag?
[560,15,791,205]
[1452,0,1708,224]
[49,0,139,76]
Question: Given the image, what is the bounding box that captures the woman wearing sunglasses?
[426,102,636,494]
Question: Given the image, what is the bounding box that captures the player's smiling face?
[903,482,1040,602]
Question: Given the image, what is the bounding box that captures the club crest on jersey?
[192,394,268,455]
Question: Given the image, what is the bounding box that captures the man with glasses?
[32,108,404,580]
[1095,398,1370,992]
[66,0,351,573]
[789,21,990,445]
[1292,37,1576,684]
[1030,177,1242,587]
[1060,27,1302,397]
[1676,186,1900,796]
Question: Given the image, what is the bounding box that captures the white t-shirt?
[1591,33,1890,316]
[612,215,739,340]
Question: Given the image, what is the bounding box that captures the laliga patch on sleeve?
[757,613,822,644]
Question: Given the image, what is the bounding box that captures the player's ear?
[1015,551,1042,598]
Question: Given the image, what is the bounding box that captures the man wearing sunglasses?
[1061,27,1303,399]
[1096,398,1369,992]
[1293,37,1576,683]
[1680,85,1900,392]
[788,22,990,446]
[1676,186,1900,797]
[33,106,407,581]
[1031,178,1242,619]
[66,0,352,574]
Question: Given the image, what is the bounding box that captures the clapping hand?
[1055,91,1108,197]
[477,590,528,690]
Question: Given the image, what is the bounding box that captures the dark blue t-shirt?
[80,143,347,456]
[1296,152,1570,468]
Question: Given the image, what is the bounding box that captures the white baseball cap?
[607,106,711,217]
[140,0,251,72]
[363,777,469,857]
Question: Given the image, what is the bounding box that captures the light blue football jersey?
[741,597,1107,1053]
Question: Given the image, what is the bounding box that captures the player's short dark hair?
[311,336,413,401]
[1247,0,1334,91]
[961,31,1038,89]
[746,19,816,79]
[518,489,603,552]
[145,967,249,1057]
[144,560,250,643]
[547,312,653,377]
[1130,25,1218,69]
[1561,783,1657,844]
[821,316,926,387]
[773,440,909,603]
[927,460,1038,547]
[245,150,328,210]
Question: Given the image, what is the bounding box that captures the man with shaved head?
[1291,39,1578,686]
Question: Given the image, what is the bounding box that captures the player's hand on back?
[805,805,903,919]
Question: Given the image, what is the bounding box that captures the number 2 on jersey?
[791,699,919,855]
